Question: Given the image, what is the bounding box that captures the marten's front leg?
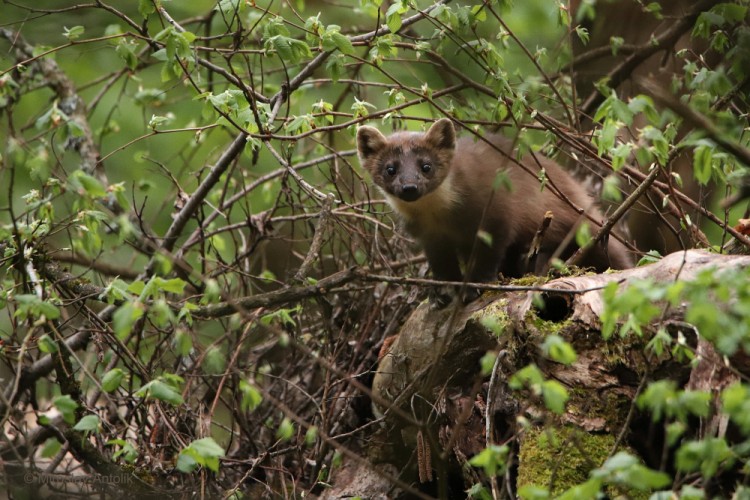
[462,241,505,303]
[424,241,462,308]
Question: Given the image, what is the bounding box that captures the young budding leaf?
[73,415,100,433]
[277,417,295,441]
[63,26,85,41]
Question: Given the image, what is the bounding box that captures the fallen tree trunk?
[325,250,750,498]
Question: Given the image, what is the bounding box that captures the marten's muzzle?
[398,184,420,201]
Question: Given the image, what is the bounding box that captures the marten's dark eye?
[421,163,432,173]
[385,164,397,176]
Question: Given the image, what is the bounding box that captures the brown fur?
[357,119,632,284]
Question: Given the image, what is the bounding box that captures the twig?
[566,163,661,267]
[525,211,554,273]
[294,194,335,281]
[149,131,248,259]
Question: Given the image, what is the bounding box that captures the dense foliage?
[1,0,750,498]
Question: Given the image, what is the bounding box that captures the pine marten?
[357,118,632,298]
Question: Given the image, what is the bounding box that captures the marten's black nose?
[400,184,419,201]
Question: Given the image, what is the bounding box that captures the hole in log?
[535,292,572,322]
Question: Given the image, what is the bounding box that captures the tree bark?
[328,250,750,497]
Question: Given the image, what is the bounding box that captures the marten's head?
[357,118,456,202]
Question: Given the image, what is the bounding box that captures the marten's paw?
[428,285,481,308]
[428,285,456,309]
[460,287,482,304]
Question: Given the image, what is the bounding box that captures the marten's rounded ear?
[357,126,388,161]
[424,118,456,151]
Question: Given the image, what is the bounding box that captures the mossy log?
[324,250,750,498]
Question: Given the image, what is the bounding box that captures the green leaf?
[557,2,571,26]
[173,329,193,357]
[321,25,355,55]
[469,444,509,476]
[509,364,544,390]
[179,31,196,45]
[53,394,78,425]
[628,95,658,124]
[14,294,60,321]
[240,380,263,412]
[276,417,295,441]
[112,301,144,340]
[693,144,714,185]
[215,0,246,16]
[575,26,589,45]
[260,305,300,328]
[541,380,569,414]
[305,426,318,447]
[175,450,198,473]
[601,174,622,202]
[665,421,687,446]
[557,478,602,500]
[155,277,187,295]
[126,280,145,295]
[330,31,354,55]
[38,334,58,354]
[73,415,100,433]
[266,35,311,64]
[479,351,497,376]
[609,36,624,56]
[480,316,505,337]
[41,438,62,459]
[104,24,123,36]
[477,229,493,247]
[177,303,197,325]
[385,2,407,33]
[517,484,550,500]
[492,169,513,192]
[351,97,375,118]
[108,439,138,463]
[637,379,676,421]
[644,2,663,19]
[676,438,734,478]
[610,142,632,171]
[177,437,225,473]
[148,114,172,129]
[26,145,51,182]
[203,346,226,375]
[716,3,748,23]
[636,250,662,266]
[136,379,184,406]
[540,335,577,365]
[69,170,107,198]
[148,299,174,328]
[325,53,345,83]
[721,383,750,434]
[574,222,592,249]
[263,16,290,38]
[677,390,711,419]
[101,368,125,393]
[63,25,85,41]
[595,119,619,157]
[190,438,225,461]
[139,0,155,18]
[592,451,671,490]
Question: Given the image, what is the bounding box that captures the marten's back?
[449,135,632,273]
